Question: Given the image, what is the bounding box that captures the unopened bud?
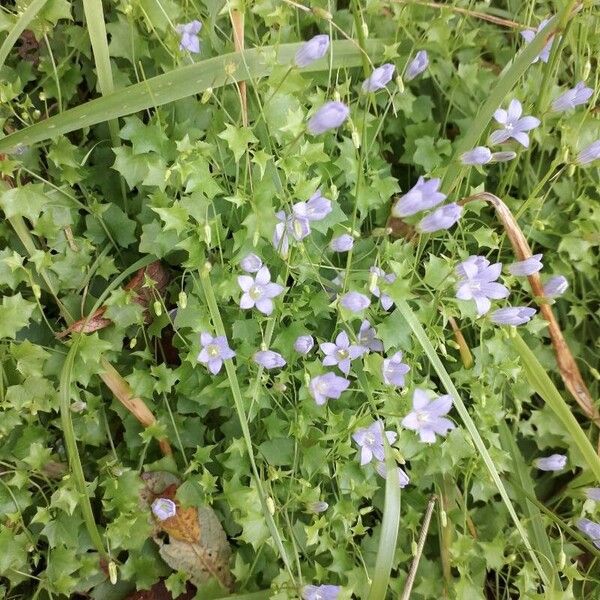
[153,300,162,316]
[351,129,361,149]
[201,88,213,104]
[178,291,187,309]
[396,76,405,93]
[108,561,118,584]
[312,7,332,20]
[583,61,591,81]
[129,337,137,349]
[266,497,275,515]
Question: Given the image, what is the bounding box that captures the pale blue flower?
[294,335,314,355]
[330,234,354,252]
[461,146,492,165]
[508,254,543,276]
[352,420,398,465]
[490,306,536,326]
[382,351,410,387]
[320,331,365,375]
[534,454,566,471]
[151,498,177,520]
[340,291,371,312]
[417,203,462,233]
[543,275,568,298]
[520,18,554,64]
[455,256,509,316]
[369,266,396,310]
[253,350,286,369]
[490,150,517,162]
[577,140,600,165]
[401,389,455,443]
[585,488,600,501]
[490,99,540,147]
[306,501,329,513]
[295,34,330,67]
[309,372,350,406]
[197,333,236,375]
[391,176,446,218]
[552,81,593,112]
[302,585,341,600]
[238,266,284,315]
[273,210,310,256]
[307,101,349,134]
[362,63,396,92]
[375,461,410,488]
[293,190,332,222]
[240,253,263,273]
[577,518,600,549]
[358,319,384,352]
[176,20,202,53]
[404,50,428,81]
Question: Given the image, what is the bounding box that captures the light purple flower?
[309,372,350,406]
[254,349,286,369]
[455,255,509,316]
[294,335,314,355]
[330,234,354,252]
[417,203,462,233]
[375,461,410,488]
[404,50,428,81]
[382,351,410,387]
[490,99,540,148]
[306,501,329,514]
[508,254,543,276]
[543,275,568,298]
[358,320,384,352]
[272,210,309,256]
[197,333,236,375]
[534,454,567,471]
[369,266,396,310]
[552,81,593,112]
[461,147,492,166]
[295,34,330,68]
[293,190,332,222]
[576,518,600,549]
[401,389,455,443]
[151,498,177,520]
[577,140,600,165]
[238,266,284,315]
[520,18,554,64]
[391,176,446,218]
[320,331,365,375]
[176,20,202,53]
[490,151,517,163]
[307,101,349,135]
[240,253,263,273]
[362,63,396,92]
[585,488,600,501]
[490,306,537,326]
[302,585,341,600]
[340,291,371,312]
[352,420,398,465]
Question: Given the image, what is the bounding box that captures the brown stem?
[466,192,599,427]
[230,9,248,126]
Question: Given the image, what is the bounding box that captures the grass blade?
[0,0,47,71]
[0,39,386,152]
[395,299,550,587]
[498,422,561,590]
[510,333,600,481]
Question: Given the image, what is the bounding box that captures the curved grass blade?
[441,1,578,195]
[367,442,401,600]
[0,39,386,152]
[510,334,600,481]
[498,422,561,590]
[0,0,47,71]
[395,299,550,587]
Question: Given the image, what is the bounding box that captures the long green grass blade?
[198,265,296,583]
[441,1,577,194]
[0,0,47,71]
[498,422,561,590]
[510,333,600,481]
[82,0,119,146]
[367,445,401,600]
[395,299,550,587]
[0,39,386,152]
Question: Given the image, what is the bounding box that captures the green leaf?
[0,293,35,339]
[0,184,48,223]
[218,124,258,162]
